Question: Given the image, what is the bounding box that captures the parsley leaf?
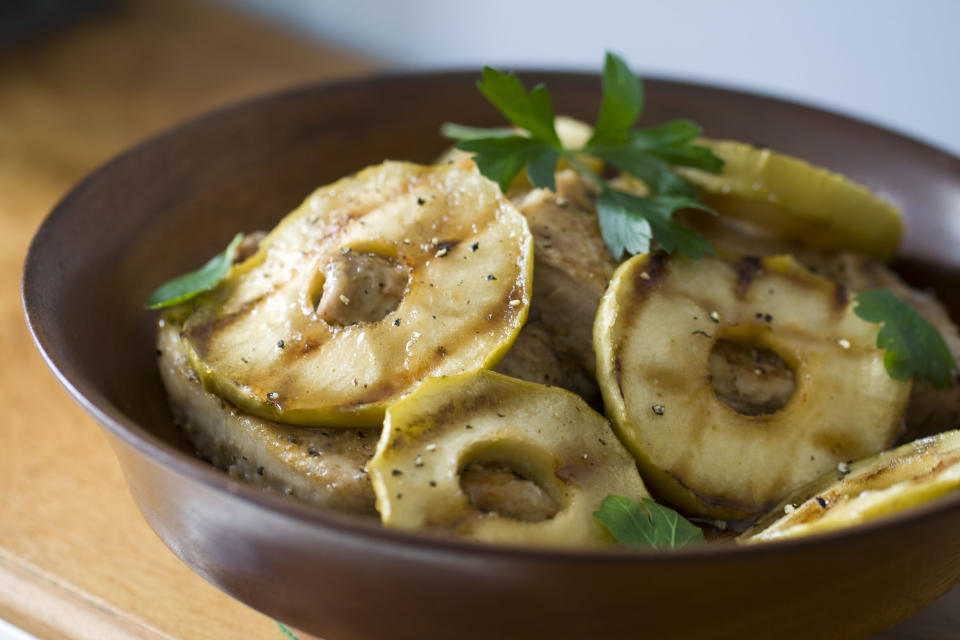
[590,144,697,197]
[145,233,243,310]
[853,289,958,388]
[597,188,714,260]
[594,495,705,550]
[442,52,723,261]
[626,120,724,173]
[589,51,644,146]
[591,121,722,197]
[477,67,561,147]
[276,621,301,640]
[439,123,515,141]
[457,136,559,192]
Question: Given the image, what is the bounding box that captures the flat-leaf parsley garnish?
[276,621,301,640]
[145,233,244,309]
[594,495,705,550]
[853,288,958,388]
[442,52,724,260]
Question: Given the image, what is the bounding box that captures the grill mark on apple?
[734,256,764,299]
[902,457,957,484]
[812,429,862,460]
[631,251,666,298]
[343,379,400,408]
[453,283,527,353]
[660,403,711,480]
[785,494,839,525]
[846,461,902,488]
[613,354,625,400]
[632,363,702,396]
[184,292,271,356]
[275,334,326,362]
[833,283,849,311]
[405,383,513,431]
[435,239,461,254]
[311,197,388,245]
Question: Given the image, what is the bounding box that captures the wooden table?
[1,2,372,638]
[0,1,956,638]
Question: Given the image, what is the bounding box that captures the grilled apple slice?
[740,429,960,543]
[664,210,960,440]
[157,313,378,515]
[180,162,533,427]
[594,252,911,519]
[367,370,649,546]
[679,140,903,260]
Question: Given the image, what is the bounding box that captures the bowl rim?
[22,67,960,563]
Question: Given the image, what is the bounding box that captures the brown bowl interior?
[23,71,960,640]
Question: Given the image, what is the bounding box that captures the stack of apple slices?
[590,139,960,536]
[157,131,960,546]
[160,161,543,516]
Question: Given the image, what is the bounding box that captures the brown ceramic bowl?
[22,71,960,640]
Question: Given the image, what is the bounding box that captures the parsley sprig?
[146,233,244,309]
[276,621,301,640]
[594,495,705,550]
[853,289,958,388]
[442,52,724,260]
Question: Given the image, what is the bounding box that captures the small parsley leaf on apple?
[853,288,957,388]
[146,233,244,310]
[594,495,705,550]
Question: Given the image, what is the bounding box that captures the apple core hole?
[460,462,560,522]
[458,441,563,522]
[709,338,796,415]
[314,249,408,325]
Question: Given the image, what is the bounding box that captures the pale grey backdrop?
[219,0,960,157]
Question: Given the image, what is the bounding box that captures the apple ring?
[367,369,648,546]
[179,161,533,427]
[594,252,911,519]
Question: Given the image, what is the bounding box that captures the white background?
[220,0,960,156]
